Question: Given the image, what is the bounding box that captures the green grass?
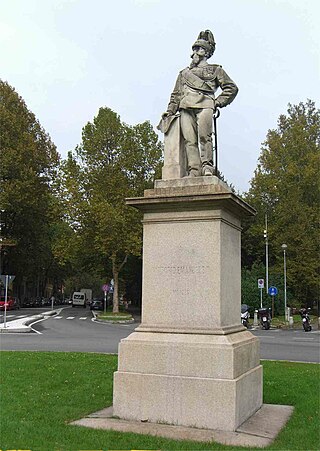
[97,311,133,321]
[271,314,318,329]
[0,352,319,450]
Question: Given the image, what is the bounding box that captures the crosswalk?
[0,313,91,321]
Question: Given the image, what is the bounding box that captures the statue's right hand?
[162,111,172,119]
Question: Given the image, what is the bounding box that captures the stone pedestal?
[113,177,262,432]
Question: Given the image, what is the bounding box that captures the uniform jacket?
[167,63,238,114]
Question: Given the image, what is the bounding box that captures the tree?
[0,80,61,297]
[64,107,163,312]
[243,100,319,306]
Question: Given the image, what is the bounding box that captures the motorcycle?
[258,307,271,330]
[241,304,250,328]
[299,308,312,332]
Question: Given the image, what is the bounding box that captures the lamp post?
[264,214,269,292]
[281,244,288,321]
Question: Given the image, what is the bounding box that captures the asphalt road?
[0,307,319,363]
[0,306,137,353]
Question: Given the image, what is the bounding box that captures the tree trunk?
[111,253,128,313]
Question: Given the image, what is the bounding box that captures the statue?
[158,30,238,177]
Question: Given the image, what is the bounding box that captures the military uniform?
[166,63,238,176]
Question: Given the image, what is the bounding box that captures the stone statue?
[158,30,238,177]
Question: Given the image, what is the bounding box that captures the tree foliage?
[242,100,319,306]
[0,80,61,296]
[61,107,163,311]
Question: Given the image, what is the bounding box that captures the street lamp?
[264,214,269,292]
[281,244,288,321]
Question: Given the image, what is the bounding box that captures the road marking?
[16,315,28,318]
[66,316,75,320]
[6,314,15,318]
[292,337,315,341]
[256,335,275,338]
[79,317,87,320]
[54,316,63,319]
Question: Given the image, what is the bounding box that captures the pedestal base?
[113,330,262,431]
[113,182,261,432]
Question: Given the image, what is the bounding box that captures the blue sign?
[268,286,278,296]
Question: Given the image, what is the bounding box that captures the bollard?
[289,316,294,329]
[286,307,291,322]
[254,310,258,326]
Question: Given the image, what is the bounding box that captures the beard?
[190,53,200,68]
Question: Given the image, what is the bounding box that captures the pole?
[260,287,263,308]
[265,214,269,292]
[284,248,287,321]
[4,274,8,328]
[104,290,107,314]
[213,110,220,176]
[272,295,274,319]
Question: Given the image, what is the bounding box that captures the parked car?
[33,297,42,307]
[22,298,34,308]
[0,296,20,311]
[90,300,104,311]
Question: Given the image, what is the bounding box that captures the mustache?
[190,53,200,67]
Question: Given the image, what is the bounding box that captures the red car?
[0,296,20,311]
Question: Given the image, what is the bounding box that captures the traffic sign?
[102,284,110,292]
[268,286,278,296]
[258,278,264,289]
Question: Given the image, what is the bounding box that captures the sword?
[213,109,220,176]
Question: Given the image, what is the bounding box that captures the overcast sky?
[1,0,319,193]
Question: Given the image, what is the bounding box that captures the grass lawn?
[0,352,319,451]
[97,311,133,322]
[271,314,318,329]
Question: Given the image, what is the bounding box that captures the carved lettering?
[156,265,209,275]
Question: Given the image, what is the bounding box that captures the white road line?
[292,337,315,341]
[5,315,15,318]
[256,335,276,338]
[66,316,75,320]
[79,317,87,320]
[16,315,28,318]
[54,316,63,319]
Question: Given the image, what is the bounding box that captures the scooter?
[241,304,250,328]
[299,308,312,332]
[258,307,271,330]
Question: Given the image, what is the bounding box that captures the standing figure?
[161,30,238,177]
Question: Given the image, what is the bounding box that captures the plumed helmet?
[192,30,216,58]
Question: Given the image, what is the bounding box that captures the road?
[251,328,319,363]
[0,306,137,353]
[0,307,319,362]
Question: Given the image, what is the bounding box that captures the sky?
[1,0,319,193]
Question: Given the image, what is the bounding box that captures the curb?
[91,310,135,324]
[0,309,61,333]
